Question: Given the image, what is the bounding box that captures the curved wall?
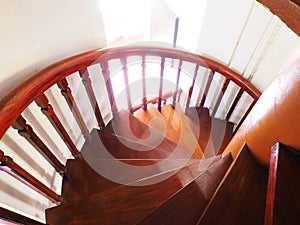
[223,53,300,165]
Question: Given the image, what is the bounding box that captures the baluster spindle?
[199,70,215,112]
[0,149,62,203]
[100,61,118,118]
[121,57,133,114]
[35,93,81,158]
[172,60,182,108]
[79,68,105,130]
[57,78,90,140]
[11,116,66,176]
[142,55,147,110]
[212,78,230,117]
[158,57,165,112]
[233,100,256,135]
[185,64,199,112]
[225,88,244,121]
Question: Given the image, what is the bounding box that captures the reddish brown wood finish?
[137,153,233,225]
[100,61,118,117]
[172,59,182,108]
[11,116,66,176]
[212,78,230,117]
[233,99,256,135]
[264,142,300,225]
[258,0,300,36]
[199,70,214,111]
[186,64,200,111]
[0,149,62,203]
[35,93,81,158]
[197,145,268,225]
[158,57,165,112]
[225,88,244,121]
[79,68,105,130]
[0,207,45,225]
[142,55,147,110]
[57,78,90,140]
[120,57,133,114]
[264,143,278,225]
[46,161,202,224]
[0,45,260,140]
[46,156,224,225]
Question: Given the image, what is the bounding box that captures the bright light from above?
[99,0,151,44]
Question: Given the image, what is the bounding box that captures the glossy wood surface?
[137,153,233,225]
[46,159,204,225]
[0,149,62,203]
[0,45,260,140]
[264,142,300,225]
[79,68,105,130]
[57,78,90,140]
[11,116,66,175]
[35,93,81,158]
[197,145,268,225]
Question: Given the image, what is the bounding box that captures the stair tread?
[46,156,222,225]
[137,153,233,225]
[185,107,234,157]
[134,104,204,159]
[197,145,268,225]
[265,143,300,225]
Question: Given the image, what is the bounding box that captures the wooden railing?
[0,45,261,223]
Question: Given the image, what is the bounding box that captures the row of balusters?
[0,55,258,205]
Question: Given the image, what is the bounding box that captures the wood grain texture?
[0,45,260,140]
[0,149,62,203]
[79,68,105,130]
[264,142,300,225]
[57,78,90,140]
[11,116,66,175]
[35,93,81,158]
[46,158,206,225]
[197,145,268,225]
[137,153,233,225]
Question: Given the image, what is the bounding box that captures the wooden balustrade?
[185,64,199,111]
[0,45,261,223]
[158,57,165,112]
[11,116,66,176]
[142,55,147,110]
[100,61,118,118]
[212,78,230,117]
[35,93,81,158]
[0,149,62,203]
[199,70,215,111]
[172,59,182,108]
[225,88,244,121]
[57,78,90,140]
[121,57,133,114]
[79,68,105,130]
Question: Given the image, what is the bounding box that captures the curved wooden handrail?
[0,45,261,139]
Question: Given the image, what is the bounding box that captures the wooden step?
[264,142,300,225]
[81,128,193,161]
[46,157,218,225]
[137,153,233,225]
[197,145,268,225]
[61,157,120,203]
[134,104,204,159]
[185,107,234,157]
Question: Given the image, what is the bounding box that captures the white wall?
[197,0,300,92]
[0,0,107,97]
[0,0,107,222]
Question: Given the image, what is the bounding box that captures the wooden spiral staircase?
[0,45,299,225]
